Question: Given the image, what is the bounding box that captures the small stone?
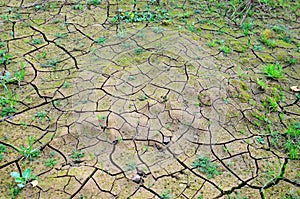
[137,169,145,177]
[131,174,144,184]
[163,136,171,145]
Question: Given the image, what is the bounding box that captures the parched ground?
[0,0,299,198]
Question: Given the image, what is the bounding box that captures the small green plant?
[33,111,47,121]
[222,146,230,153]
[260,35,277,48]
[45,158,58,168]
[35,4,44,10]
[153,26,164,33]
[282,189,299,199]
[206,40,216,47]
[0,41,6,47]
[286,122,300,137]
[78,194,87,199]
[126,162,137,171]
[160,189,172,199]
[41,58,59,68]
[87,0,102,6]
[223,98,230,104]
[63,81,71,88]
[115,10,169,23]
[256,136,265,144]
[0,50,13,65]
[287,57,296,65]
[73,2,85,10]
[256,78,267,90]
[262,63,284,79]
[10,185,22,199]
[219,45,231,55]
[0,144,7,161]
[284,122,300,159]
[262,97,279,112]
[97,115,107,120]
[1,71,16,88]
[134,48,144,55]
[31,38,43,45]
[95,37,107,44]
[53,100,62,106]
[1,106,17,117]
[270,131,281,146]
[253,45,263,51]
[191,156,221,178]
[54,32,68,39]
[241,22,253,36]
[71,149,84,161]
[10,168,37,188]
[139,95,148,101]
[272,25,286,34]
[15,63,26,85]
[13,136,40,161]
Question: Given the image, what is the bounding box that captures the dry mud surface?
[0,0,299,198]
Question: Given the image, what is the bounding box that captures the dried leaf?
[290,86,300,92]
[30,180,38,187]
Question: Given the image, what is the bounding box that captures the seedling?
[97,115,107,120]
[223,98,230,104]
[153,26,164,33]
[270,131,281,146]
[262,97,279,112]
[284,122,300,159]
[41,58,59,68]
[33,111,48,121]
[73,2,85,10]
[253,45,263,51]
[206,40,216,47]
[10,185,22,199]
[191,156,221,178]
[95,37,107,44]
[54,32,68,39]
[1,106,17,117]
[13,136,40,161]
[0,41,5,47]
[45,158,58,168]
[63,81,71,88]
[0,50,13,65]
[256,136,265,144]
[31,38,43,45]
[287,57,296,65]
[262,63,284,79]
[139,95,148,101]
[10,168,37,188]
[0,144,7,161]
[256,78,267,90]
[70,149,84,161]
[53,100,62,106]
[160,189,172,199]
[241,22,253,36]
[134,48,144,55]
[219,45,231,55]
[14,62,26,85]
[87,0,102,6]
[126,162,137,171]
[260,36,277,48]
